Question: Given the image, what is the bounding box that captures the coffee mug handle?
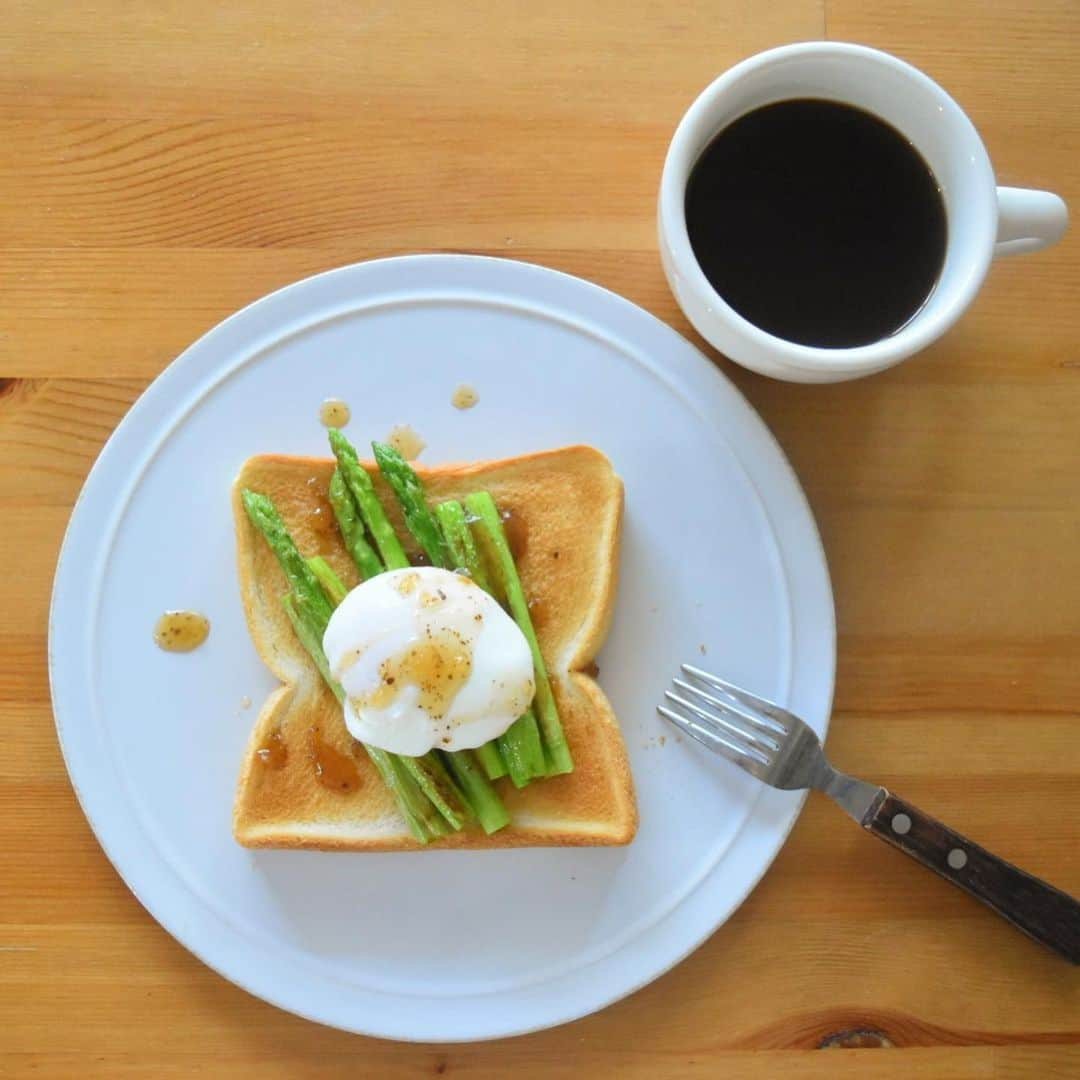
[995,186,1069,257]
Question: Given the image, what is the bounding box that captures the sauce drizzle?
[306,501,338,555]
[311,729,362,793]
[500,508,528,560]
[386,424,425,461]
[527,596,547,630]
[319,398,351,428]
[153,611,210,652]
[256,729,288,769]
[354,630,474,722]
[451,384,479,410]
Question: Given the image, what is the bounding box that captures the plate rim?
[49,253,835,1041]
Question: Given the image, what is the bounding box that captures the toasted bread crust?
[233,445,637,850]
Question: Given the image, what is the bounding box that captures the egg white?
[323,566,535,756]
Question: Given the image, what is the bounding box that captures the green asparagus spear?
[285,575,472,832]
[328,468,383,580]
[465,491,573,775]
[437,499,545,786]
[435,499,507,779]
[327,465,510,823]
[280,591,338,690]
[242,490,333,624]
[328,429,409,570]
[385,756,451,839]
[248,488,472,837]
[472,740,508,782]
[438,750,511,834]
[435,499,492,590]
[497,718,546,789]
[283,589,464,837]
[402,752,471,832]
[306,556,349,607]
[371,441,451,568]
[281,592,440,842]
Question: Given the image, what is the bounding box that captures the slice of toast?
[232,444,637,850]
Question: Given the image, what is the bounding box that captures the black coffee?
[684,99,946,349]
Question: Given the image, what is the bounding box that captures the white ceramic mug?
[658,42,1069,383]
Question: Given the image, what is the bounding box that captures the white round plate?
[50,255,833,1042]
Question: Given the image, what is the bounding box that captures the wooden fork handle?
[862,790,1080,964]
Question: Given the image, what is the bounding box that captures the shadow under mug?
[658,42,1069,384]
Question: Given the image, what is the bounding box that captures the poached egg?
[323,566,535,756]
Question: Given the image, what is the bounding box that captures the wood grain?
[2,0,1078,1076]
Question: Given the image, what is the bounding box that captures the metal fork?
[659,664,1080,964]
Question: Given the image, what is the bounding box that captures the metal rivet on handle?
[891,813,912,835]
[948,848,968,870]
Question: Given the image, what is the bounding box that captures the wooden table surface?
[3,2,1078,1076]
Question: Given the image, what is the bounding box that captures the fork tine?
[681,664,792,729]
[666,685,780,753]
[662,692,772,765]
[671,678,784,747]
[657,706,767,773]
